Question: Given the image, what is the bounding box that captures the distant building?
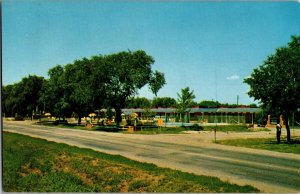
[119,107,261,124]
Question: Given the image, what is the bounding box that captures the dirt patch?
[90,158,99,166]
[19,163,42,177]
[54,153,94,186]
[53,152,168,192]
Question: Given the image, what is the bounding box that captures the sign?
[157,118,164,126]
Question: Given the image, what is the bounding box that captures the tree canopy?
[125,97,151,109]
[244,35,300,142]
[149,71,166,97]
[198,100,220,108]
[152,97,177,108]
[102,50,158,125]
[2,75,45,117]
[40,50,165,125]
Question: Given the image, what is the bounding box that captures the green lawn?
[217,137,300,154]
[36,121,122,132]
[3,132,259,192]
[129,127,188,134]
[37,121,270,135]
[202,125,270,132]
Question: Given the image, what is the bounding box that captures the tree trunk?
[283,112,291,143]
[115,107,122,127]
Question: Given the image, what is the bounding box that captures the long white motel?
[98,107,262,125]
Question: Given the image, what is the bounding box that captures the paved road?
[3,121,300,193]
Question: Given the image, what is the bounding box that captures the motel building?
[120,107,262,125]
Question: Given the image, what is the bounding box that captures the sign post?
[157,118,163,133]
[214,127,217,143]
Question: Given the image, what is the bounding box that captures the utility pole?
[237,95,239,106]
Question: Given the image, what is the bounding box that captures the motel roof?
[119,107,261,115]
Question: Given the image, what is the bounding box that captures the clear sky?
[3,1,300,104]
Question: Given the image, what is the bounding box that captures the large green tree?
[2,75,45,117]
[40,65,72,121]
[40,50,164,125]
[176,87,196,124]
[64,59,95,124]
[244,35,300,142]
[42,57,108,124]
[2,84,18,117]
[103,50,164,126]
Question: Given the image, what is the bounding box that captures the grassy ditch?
[217,137,300,154]
[3,132,259,192]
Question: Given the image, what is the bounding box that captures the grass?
[37,121,270,135]
[202,125,270,132]
[3,131,259,192]
[217,137,300,154]
[36,121,199,134]
[129,127,188,134]
[36,121,122,132]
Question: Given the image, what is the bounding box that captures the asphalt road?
[3,121,300,193]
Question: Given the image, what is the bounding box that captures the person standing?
[276,121,282,143]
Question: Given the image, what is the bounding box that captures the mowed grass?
[3,132,259,192]
[203,125,270,132]
[217,137,300,154]
[130,127,188,134]
[37,121,270,134]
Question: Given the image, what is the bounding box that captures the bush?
[53,120,68,125]
[190,124,203,131]
[14,116,24,121]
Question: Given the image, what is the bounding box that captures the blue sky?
[3,1,300,104]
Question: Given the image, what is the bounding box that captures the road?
[3,121,300,193]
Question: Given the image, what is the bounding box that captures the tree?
[104,50,165,126]
[2,75,45,118]
[125,97,151,108]
[244,35,300,142]
[198,100,220,108]
[2,84,18,117]
[42,57,108,124]
[63,59,95,124]
[41,65,72,121]
[249,103,258,108]
[176,87,196,125]
[149,70,166,97]
[151,97,177,108]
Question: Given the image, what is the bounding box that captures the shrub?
[191,124,203,131]
[14,116,24,121]
[53,120,68,125]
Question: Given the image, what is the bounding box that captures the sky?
[3,1,300,105]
